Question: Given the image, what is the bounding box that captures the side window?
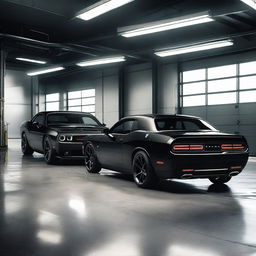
[33,114,44,125]
[175,121,184,130]
[111,120,138,134]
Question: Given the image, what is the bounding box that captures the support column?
[0,43,6,149]
[152,60,159,114]
[119,66,125,119]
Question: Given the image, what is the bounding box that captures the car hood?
[49,125,105,133]
[157,130,242,138]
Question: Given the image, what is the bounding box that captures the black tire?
[133,151,158,189]
[84,143,101,173]
[21,133,34,155]
[44,136,57,165]
[209,176,231,185]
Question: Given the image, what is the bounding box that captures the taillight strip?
[221,144,245,150]
[173,144,204,151]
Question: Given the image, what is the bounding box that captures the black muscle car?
[82,114,249,188]
[20,111,106,164]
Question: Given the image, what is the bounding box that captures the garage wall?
[181,51,256,155]
[40,67,120,127]
[124,63,152,116]
[5,69,33,138]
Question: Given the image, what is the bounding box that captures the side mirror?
[103,128,115,140]
[103,128,110,134]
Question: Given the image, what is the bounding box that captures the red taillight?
[172,144,204,151]
[221,144,244,150]
[182,169,194,172]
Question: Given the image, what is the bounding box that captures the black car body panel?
[83,114,249,180]
[20,111,105,158]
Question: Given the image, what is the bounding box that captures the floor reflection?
[0,140,256,256]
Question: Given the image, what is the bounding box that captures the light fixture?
[241,0,256,10]
[77,56,126,67]
[76,0,134,21]
[16,57,46,64]
[155,39,234,57]
[27,66,65,76]
[118,12,214,38]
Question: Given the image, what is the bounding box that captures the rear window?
[155,118,214,131]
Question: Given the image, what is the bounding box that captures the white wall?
[5,69,32,138]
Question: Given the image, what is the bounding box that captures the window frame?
[180,61,256,107]
[45,93,60,111]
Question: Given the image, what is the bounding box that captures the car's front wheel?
[209,176,231,185]
[44,137,57,164]
[84,143,101,173]
[21,133,34,155]
[133,151,158,189]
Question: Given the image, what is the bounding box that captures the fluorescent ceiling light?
[16,57,46,64]
[77,56,126,67]
[241,0,256,10]
[155,40,234,57]
[76,0,134,21]
[119,12,214,38]
[27,66,65,76]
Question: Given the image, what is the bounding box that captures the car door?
[29,113,46,152]
[98,119,138,171]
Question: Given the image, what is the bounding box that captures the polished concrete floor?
[0,140,256,256]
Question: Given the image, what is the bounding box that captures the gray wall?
[181,51,256,155]
[5,69,32,138]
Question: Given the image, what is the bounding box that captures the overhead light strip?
[119,12,214,38]
[155,39,234,57]
[76,0,134,21]
[240,0,256,10]
[27,66,65,76]
[16,57,47,64]
[77,56,126,67]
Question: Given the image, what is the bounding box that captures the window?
[47,113,101,127]
[181,60,256,107]
[33,114,45,126]
[45,93,60,111]
[68,89,95,115]
[155,118,213,131]
[111,120,138,134]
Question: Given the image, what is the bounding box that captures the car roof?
[122,114,201,120]
[37,111,93,115]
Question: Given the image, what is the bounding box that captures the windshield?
[47,113,102,127]
[155,118,216,131]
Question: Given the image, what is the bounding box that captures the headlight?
[67,135,73,142]
[59,135,66,142]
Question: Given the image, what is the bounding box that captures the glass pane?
[183,82,205,95]
[240,76,256,90]
[68,99,82,107]
[183,69,205,83]
[46,102,59,111]
[240,61,256,75]
[208,92,236,105]
[183,95,206,107]
[208,78,236,93]
[68,91,81,99]
[82,105,95,113]
[46,93,59,102]
[240,90,256,103]
[82,97,95,105]
[82,89,95,98]
[69,106,81,111]
[208,65,236,79]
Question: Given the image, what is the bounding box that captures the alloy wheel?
[134,153,148,185]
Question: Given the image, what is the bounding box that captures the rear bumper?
[155,152,249,179]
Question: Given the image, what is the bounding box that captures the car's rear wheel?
[44,137,57,164]
[133,151,158,189]
[84,143,101,173]
[209,176,231,185]
[21,133,34,155]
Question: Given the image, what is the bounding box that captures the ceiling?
[1,0,256,72]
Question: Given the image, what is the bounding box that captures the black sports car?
[20,111,106,164]
[83,114,249,188]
